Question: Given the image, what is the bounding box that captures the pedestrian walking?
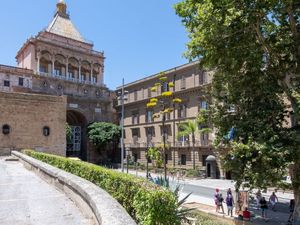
[288,199,295,224]
[260,197,268,220]
[226,192,234,217]
[227,188,232,195]
[214,189,221,212]
[217,193,225,214]
[255,190,262,210]
[269,192,278,211]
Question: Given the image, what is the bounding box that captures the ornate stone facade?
[0,1,114,162]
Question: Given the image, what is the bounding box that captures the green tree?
[179,110,211,170]
[175,0,300,221]
[178,120,198,170]
[87,122,121,149]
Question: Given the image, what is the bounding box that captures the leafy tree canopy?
[175,0,300,218]
[87,122,121,148]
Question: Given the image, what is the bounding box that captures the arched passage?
[66,110,87,160]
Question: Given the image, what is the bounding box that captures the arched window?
[43,126,50,137]
[2,124,10,135]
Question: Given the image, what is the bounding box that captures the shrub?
[186,169,199,177]
[24,150,180,225]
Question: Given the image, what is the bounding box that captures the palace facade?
[116,62,224,178]
[0,0,114,163]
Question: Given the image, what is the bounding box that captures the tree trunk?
[292,163,300,224]
[192,133,195,170]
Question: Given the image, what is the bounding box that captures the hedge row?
[24,150,180,225]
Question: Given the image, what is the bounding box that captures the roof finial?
[56,0,69,19]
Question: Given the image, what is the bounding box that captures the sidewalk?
[118,169,293,225]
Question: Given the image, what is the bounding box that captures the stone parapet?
[12,151,137,225]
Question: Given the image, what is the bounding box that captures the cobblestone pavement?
[0,157,92,225]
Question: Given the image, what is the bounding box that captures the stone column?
[37,53,41,74]
[52,57,55,76]
[78,62,81,81]
[66,57,69,78]
[100,65,104,85]
[90,63,93,83]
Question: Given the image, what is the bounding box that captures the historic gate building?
[0,0,114,162]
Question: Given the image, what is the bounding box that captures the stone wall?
[0,91,66,156]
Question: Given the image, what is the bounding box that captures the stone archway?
[66,110,87,160]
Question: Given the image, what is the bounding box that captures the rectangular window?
[161,82,169,93]
[181,154,187,165]
[178,125,189,146]
[148,87,152,98]
[146,127,155,141]
[4,80,10,87]
[146,110,153,123]
[161,125,171,140]
[165,112,171,121]
[200,133,209,146]
[181,76,186,89]
[165,154,168,164]
[199,100,208,110]
[132,111,139,124]
[134,90,138,101]
[132,128,140,144]
[199,70,207,85]
[178,105,187,118]
[18,77,24,86]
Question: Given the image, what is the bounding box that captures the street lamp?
[117,78,128,172]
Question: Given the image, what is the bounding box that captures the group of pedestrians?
[214,188,295,223]
[255,191,279,220]
[214,188,235,217]
[255,190,295,223]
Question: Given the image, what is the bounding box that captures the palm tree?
[178,110,211,170]
[178,120,198,169]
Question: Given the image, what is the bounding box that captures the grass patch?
[188,211,233,225]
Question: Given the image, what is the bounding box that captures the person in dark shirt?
[260,197,268,220]
[226,193,234,217]
[217,193,225,214]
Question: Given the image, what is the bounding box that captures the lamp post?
[172,74,177,168]
[117,78,128,172]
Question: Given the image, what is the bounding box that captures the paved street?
[0,157,92,225]
[120,169,293,225]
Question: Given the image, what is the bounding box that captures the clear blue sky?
[0,0,189,90]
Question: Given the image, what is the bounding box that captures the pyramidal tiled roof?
[46,13,86,43]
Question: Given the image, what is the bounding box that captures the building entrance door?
[67,126,81,157]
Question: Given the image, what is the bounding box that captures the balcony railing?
[124,140,212,148]
[36,71,105,87]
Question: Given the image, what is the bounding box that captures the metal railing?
[125,140,212,148]
[36,71,105,87]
